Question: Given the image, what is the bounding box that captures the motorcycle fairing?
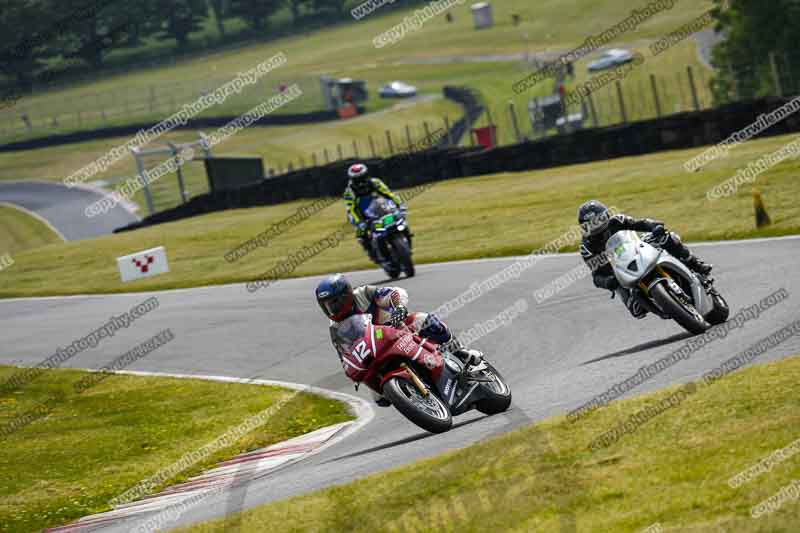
[606,230,714,315]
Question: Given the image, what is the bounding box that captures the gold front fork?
[640,266,673,295]
[401,363,429,397]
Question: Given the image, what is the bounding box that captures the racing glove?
[651,224,668,245]
[389,305,408,327]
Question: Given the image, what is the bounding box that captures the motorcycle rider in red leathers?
[315,274,481,405]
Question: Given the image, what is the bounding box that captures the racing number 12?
[352,340,371,362]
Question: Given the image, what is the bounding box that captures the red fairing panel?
[341,323,376,382]
[341,323,444,388]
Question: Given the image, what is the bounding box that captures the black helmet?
[348,163,371,195]
[315,274,355,321]
[578,200,611,237]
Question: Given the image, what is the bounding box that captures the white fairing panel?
[606,231,661,288]
[606,231,714,315]
[656,254,715,315]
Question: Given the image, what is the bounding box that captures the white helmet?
[347,163,369,179]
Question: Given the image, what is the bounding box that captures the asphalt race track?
[1,236,799,530]
[0,181,138,240]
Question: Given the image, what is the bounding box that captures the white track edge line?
[112,369,375,447]
[41,369,373,531]
[0,201,67,241]
[73,182,141,219]
[0,179,141,220]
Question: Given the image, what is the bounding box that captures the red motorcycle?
[335,314,512,433]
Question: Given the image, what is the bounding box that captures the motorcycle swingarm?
[450,382,492,416]
[437,364,492,416]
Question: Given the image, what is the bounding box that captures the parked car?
[587,49,634,72]
[379,81,418,98]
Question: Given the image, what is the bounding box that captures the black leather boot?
[441,337,483,366]
[684,254,713,275]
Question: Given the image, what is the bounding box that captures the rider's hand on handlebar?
[389,305,408,327]
[651,224,667,240]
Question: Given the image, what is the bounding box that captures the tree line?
[0,0,366,90]
[3,0,797,104]
[711,0,800,101]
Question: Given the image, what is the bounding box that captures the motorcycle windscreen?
[333,314,373,356]
[334,314,376,381]
[363,197,398,220]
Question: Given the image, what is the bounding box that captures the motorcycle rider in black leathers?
[578,200,712,319]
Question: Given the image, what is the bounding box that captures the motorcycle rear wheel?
[383,376,452,433]
[651,282,710,335]
[705,291,730,325]
[474,362,512,415]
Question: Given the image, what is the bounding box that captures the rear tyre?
[474,362,512,415]
[383,376,452,433]
[651,282,710,335]
[705,292,730,325]
[390,233,415,278]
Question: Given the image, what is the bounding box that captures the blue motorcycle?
[364,198,415,279]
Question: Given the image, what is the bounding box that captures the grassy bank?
[0,0,714,143]
[0,366,352,532]
[181,354,800,532]
[0,131,798,298]
[0,204,64,254]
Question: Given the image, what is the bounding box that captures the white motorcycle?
[606,230,730,334]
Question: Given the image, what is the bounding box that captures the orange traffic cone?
[753,188,772,228]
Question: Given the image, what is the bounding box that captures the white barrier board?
[117,246,169,282]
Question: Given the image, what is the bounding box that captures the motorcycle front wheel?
[383,376,452,433]
[651,282,710,335]
[389,233,415,278]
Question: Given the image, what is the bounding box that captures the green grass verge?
[178,354,800,532]
[0,365,352,533]
[0,204,64,255]
[0,131,798,299]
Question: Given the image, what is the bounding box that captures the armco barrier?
[114,96,800,233]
